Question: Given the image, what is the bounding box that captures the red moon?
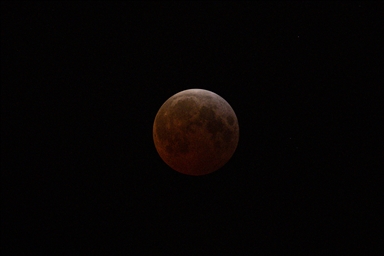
[153,89,239,176]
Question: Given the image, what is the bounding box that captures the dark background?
[1,1,382,254]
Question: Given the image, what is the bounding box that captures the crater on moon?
[153,89,239,176]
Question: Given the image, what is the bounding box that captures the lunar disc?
[153,88,239,176]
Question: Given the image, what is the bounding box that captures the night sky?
[2,1,382,254]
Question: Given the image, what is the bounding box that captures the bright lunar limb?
[153,89,239,176]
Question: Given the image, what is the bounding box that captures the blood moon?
[153,89,239,176]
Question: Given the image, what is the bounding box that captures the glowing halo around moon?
[153,89,239,176]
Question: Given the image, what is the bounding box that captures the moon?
[153,89,239,176]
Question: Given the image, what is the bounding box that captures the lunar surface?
[153,89,239,176]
